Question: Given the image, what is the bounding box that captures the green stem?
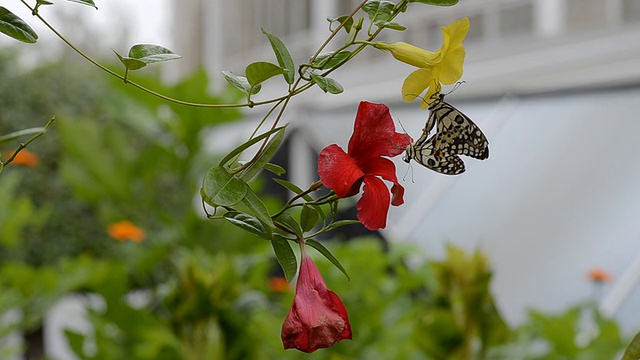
[250,0,368,163]
[271,188,336,219]
[321,0,409,78]
[231,98,286,173]
[2,117,55,167]
[285,180,323,207]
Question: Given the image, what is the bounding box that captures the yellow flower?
[373,17,469,108]
[108,220,145,242]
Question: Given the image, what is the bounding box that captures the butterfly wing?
[430,100,489,160]
[406,133,466,175]
[405,94,488,175]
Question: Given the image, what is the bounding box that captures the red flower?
[317,101,412,230]
[281,243,351,353]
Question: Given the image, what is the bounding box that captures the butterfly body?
[403,94,489,175]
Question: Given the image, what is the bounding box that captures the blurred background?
[2,0,640,359]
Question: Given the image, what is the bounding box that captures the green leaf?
[309,73,343,94]
[311,204,326,225]
[239,126,286,181]
[262,29,295,84]
[313,50,352,70]
[114,50,146,71]
[622,330,640,360]
[306,239,350,280]
[363,0,396,23]
[65,0,98,8]
[201,166,248,207]
[327,15,354,33]
[223,212,271,240]
[408,0,459,5]
[218,126,286,167]
[272,178,313,202]
[245,61,283,87]
[128,44,181,64]
[222,71,261,95]
[236,186,274,230]
[0,127,46,143]
[0,7,38,44]
[300,205,319,232]
[271,236,298,282]
[64,330,87,357]
[115,44,181,71]
[275,213,303,239]
[375,21,406,31]
[263,163,286,176]
[33,0,54,13]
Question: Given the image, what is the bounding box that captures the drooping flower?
[107,220,145,242]
[373,17,469,108]
[281,243,351,353]
[588,267,612,284]
[317,101,411,230]
[5,148,40,167]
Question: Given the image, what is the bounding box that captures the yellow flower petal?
[436,44,465,84]
[377,18,470,105]
[374,42,439,68]
[442,17,470,50]
[402,67,434,103]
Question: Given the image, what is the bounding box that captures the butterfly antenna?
[446,81,465,95]
[397,118,408,134]
[404,92,433,108]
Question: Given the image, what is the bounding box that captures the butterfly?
[403,93,489,175]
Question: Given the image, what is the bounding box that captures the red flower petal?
[360,157,405,206]
[389,131,413,157]
[390,183,405,207]
[318,144,364,198]
[348,102,412,162]
[317,102,411,230]
[357,175,391,230]
[282,249,352,353]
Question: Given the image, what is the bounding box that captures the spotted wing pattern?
[403,129,466,175]
[403,94,489,175]
[428,95,489,160]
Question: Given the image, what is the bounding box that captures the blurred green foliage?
[0,50,629,359]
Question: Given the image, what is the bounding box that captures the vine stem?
[246,0,369,167]
[2,117,55,166]
[275,0,368,130]
[272,181,326,218]
[19,0,289,109]
[286,180,324,207]
[320,0,409,78]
